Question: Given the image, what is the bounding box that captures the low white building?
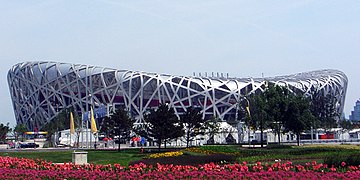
[349,129,360,139]
[55,129,97,148]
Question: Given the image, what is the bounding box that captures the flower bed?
[0,156,359,179]
[184,147,241,156]
[146,151,183,159]
[131,153,235,166]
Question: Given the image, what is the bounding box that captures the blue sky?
[1,0,359,127]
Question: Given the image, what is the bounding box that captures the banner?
[70,112,75,134]
[90,107,98,134]
[82,105,106,121]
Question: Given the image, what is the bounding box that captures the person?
[140,137,146,146]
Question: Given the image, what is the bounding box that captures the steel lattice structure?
[8,61,348,130]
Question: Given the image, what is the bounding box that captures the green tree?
[243,85,315,146]
[283,94,314,146]
[100,108,134,151]
[204,116,220,144]
[338,119,353,140]
[310,93,339,130]
[339,119,353,130]
[180,106,206,147]
[13,124,27,141]
[144,104,184,151]
[243,85,288,147]
[264,85,291,145]
[0,123,11,142]
[41,109,69,147]
[100,116,113,138]
[248,93,268,147]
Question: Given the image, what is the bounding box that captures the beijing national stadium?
[7,61,348,132]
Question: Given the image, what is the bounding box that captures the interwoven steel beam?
[7,61,348,130]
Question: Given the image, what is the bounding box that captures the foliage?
[132,153,235,166]
[242,85,317,146]
[183,145,360,165]
[1,144,360,167]
[265,144,293,149]
[338,119,353,131]
[263,86,288,121]
[263,85,290,145]
[99,108,134,151]
[310,92,339,130]
[247,93,268,147]
[324,153,360,167]
[204,116,220,144]
[144,104,184,151]
[41,109,70,146]
[13,124,27,142]
[180,106,205,147]
[0,156,359,179]
[283,94,314,145]
[0,123,11,142]
[186,146,241,156]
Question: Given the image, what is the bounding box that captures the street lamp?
[243,97,252,147]
[89,93,93,149]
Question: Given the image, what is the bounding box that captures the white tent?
[212,122,238,144]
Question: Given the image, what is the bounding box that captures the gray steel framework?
[7,61,348,130]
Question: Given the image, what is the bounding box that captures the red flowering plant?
[0,156,359,179]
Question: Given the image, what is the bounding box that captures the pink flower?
[330,165,337,172]
[341,162,346,167]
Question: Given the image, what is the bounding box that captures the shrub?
[185,146,242,156]
[198,145,241,154]
[130,154,236,166]
[266,144,292,149]
[324,153,360,167]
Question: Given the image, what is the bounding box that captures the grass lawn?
[0,149,146,166]
[0,150,72,163]
[87,149,146,165]
[196,144,360,165]
[1,144,359,166]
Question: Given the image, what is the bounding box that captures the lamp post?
[241,96,251,147]
[246,99,251,147]
[235,100,243,144]
[89,93,92,149]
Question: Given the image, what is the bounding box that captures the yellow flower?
[147,151,183,159]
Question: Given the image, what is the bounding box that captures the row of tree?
[238,85,342,147]
[0,123,28,143]
[100,104,219,151]
[98,84,346,150]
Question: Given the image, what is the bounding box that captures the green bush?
[266,144,292,149]
[324,153,360,167]
[346,154,360,166]
[199,145,240,153]
[130,153,236,166]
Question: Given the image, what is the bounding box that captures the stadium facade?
[8,61,348,131]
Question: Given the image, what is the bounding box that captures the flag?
[245,106,253,130]
[70,112,75,134]
[245,106,251,117]
[90,107,98,134]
